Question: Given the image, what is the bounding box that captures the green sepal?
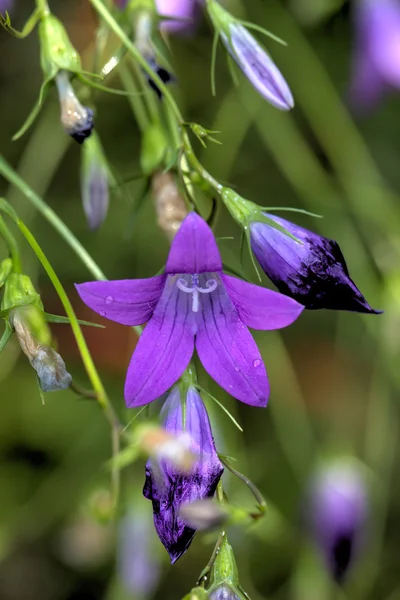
[1,273,43,314]
[186,123,222,149]
[39,14,81,80]
[140,121,168,175]
[0,321,13,353]
[12,77,51,141]
[44,312,105,328]
[207,536,250,600]
[0,8,41,39]
[0,258,13,288]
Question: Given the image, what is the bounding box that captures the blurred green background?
[1,0,400,599]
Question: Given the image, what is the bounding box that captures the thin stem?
[0,155,106,281]
[219,456,267,516]
[88,0,182,122]
[183,131,222,194]
[0,215,22,273]
[35,0,50,17]
[119,62,149,132]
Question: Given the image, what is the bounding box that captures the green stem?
[0,155,106,281]
[119,62,150,132]
[183,131,222,195]
[35,0,50,17]
[88,0,182,122]
[0,215,22,273]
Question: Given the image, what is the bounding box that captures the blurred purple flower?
[76,213,303,408]
[250,214,381,313]
[308,460,369,582]
[156,0,202,34]
[143,385,223,563]
[118,510,161,597]
[350,0,400,109]
[0,0,13,13]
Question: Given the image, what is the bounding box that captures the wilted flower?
[55,71,94,143]
[80,133,110,229]
[76,212,304,408]
[307,459,369,582]
[249,213,381,313]
[134,9,174,98]
[1,273,72,391]
[143,386,223,563]
[152,171,189,240]
[206,0,293,110]
[118,509,161,597]
[156,0,203,34]
[350,0,400,109]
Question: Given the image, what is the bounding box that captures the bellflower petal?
[250,214,381,313]
[195,282,269,407]
[226,24,294,110]
[156,0,202,34]
[222,274,304,329]
[75,276,166,326]
[166,213,222,274]
[308,459,369,582]
[143,386,223,563]
[124,278,195,407]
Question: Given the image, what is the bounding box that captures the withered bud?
[55,71,94,143]
[152,171,188,240]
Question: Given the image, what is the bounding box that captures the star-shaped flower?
[76,213,303,407]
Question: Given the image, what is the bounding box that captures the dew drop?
[253,358,262,368]
[234,366,240,372]
[100,310,106,317]
[105,295,113,304]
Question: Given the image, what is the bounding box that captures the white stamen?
[176,275,218,312]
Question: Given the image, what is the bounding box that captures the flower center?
[176,274,218,312]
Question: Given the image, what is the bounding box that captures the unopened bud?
[81,133,110,229]
[183,587,210,600]
[179,499,228,530]
[152,171,188,240]
[207,536,248,600]
[55,71,94,143]
[31,345,72,392]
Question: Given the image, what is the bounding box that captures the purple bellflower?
[156,0,202,34]
[308,459,369,582]
[143,385,223,563]
[76,212,304,408]
[350,0,400,110]
[207,0,294,110]
[250,213,380,313]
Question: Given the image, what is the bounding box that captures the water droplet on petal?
[100,310,106,317]
[105,295,113,304]
[253,359,262,368]
[234,366,240,372]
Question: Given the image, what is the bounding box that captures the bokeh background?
[1,0,399,599]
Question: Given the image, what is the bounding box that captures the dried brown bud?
[151,171,188,240]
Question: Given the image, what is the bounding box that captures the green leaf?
[44,312,105,328]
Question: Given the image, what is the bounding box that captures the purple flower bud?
[209,584,243,600]
[156,0,203,34]
[250,214,381,313]
[55,71,94,143]
[118,510,161,597]
[207,0,293,110]
[143,385,223,563]
[0,0,13,13]
[81,133,110,230]
[350,0,400,109]
[308,459,369,582]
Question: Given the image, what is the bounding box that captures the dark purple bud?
[143,385,223,563]
[55,71,94,144]
[308,459,369,582]
[250,214,381,313]
[81,133,110,230]
[146,57,175,99]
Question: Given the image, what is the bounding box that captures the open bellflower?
[206,0,293,110]
[76,213,304,408]
[250,213,380,313]
[350,0,400,110]
[308,459,369,582]
[143,386,223,563]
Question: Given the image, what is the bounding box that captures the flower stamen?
[176,274,218,312]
